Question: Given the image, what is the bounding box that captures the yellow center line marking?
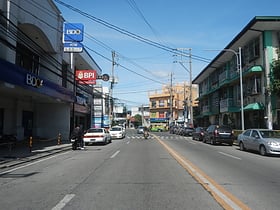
[153,135,250,210]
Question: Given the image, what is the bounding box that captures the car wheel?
[259,145,267,156]
[210,138,216,145]
[239,142,245,151]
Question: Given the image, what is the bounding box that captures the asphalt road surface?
[0,128,279,210]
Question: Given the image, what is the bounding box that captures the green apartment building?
[193,16,280,130]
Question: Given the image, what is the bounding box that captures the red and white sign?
[75,70,96,84]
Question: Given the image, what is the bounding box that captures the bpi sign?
[76,70,96,84]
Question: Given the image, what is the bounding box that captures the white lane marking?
[219,151,242,160]
[0,151,70,175]
[126,141,130,144]
[110,150,120,158]
[52,194,75,210]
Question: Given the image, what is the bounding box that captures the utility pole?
[183,82,186,123]
[188,48,193,127]
[110,51,116,126]
[169,72,173,125]
[174,48,193,127]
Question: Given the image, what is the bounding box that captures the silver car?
[237,129,280,156]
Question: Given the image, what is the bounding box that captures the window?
[16,43,40,74]
[159,100,164,107]
[246,75,261,95]
[151,101,156,108]
[0,108,3,135]
[243,130,251,136]
[159,112,165,118]
[243,37,260,65]
[251,130,259,138]
[62,62,69,88]
[0,10,7,30]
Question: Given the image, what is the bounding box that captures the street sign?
[63,42,83,53]
[64,23,84,42]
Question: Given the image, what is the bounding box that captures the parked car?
[137,126,145,134]
[83,128,111,145]
[204,125,234,145]
[192,127,206,141]
[175,126,184,135]
[182,127,194,136]
[237,129,280,156]
[169,125,176,134]
[109,126,125,139]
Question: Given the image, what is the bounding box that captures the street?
[0,129,280,209]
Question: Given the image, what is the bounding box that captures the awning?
[243,102,264,111]
[247,65,263,72]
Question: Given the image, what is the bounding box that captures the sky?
[54,0,280,109]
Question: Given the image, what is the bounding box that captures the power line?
[54,0,212,63]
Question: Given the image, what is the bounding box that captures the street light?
[206,47,244,131]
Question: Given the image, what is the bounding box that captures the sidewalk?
[0,138,72,169]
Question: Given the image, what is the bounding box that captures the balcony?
[220,98,240,113]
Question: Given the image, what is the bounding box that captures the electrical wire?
[53,0,212,63]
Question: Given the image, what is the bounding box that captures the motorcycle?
[143,131,149,139]
[70,137,83,150]
[70,137,78,150]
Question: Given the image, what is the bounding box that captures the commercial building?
[149,83,198,128]
[193,16,280,130]
[0,1,102,141]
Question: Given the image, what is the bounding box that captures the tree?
[134,114,142,127]
[271,49,280,95]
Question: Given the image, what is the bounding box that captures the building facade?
[149,83,198,127]
[193,16,280,130]
[0,0,102,141]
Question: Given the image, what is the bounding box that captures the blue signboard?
[64,23,84,42]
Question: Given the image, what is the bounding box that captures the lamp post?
[207,47,244,131]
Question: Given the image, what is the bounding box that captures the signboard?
[64,23,84,42]
[75,70,96,84]
[63,42,83,53]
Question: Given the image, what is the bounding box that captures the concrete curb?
[0,144,72,169]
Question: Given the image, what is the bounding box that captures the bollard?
[58,133,61,145]
[29,136,33,152]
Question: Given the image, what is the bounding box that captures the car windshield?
[259,130,280,138]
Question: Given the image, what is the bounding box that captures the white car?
[109,126,125,139]
[83,128,111,145]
